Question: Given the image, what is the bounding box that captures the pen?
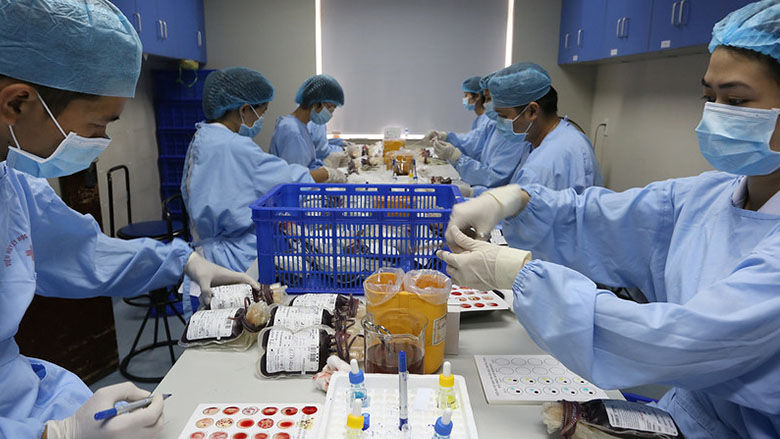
[94,394,171,421]
[398,350,408,430]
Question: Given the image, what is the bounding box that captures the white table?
[154,308,622,438]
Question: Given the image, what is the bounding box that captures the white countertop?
[154,308,622,438]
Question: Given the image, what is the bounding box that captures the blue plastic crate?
[157,129,195,157]
[155,103,204,130]
[251,183,463,294]
[153,69,214,102]
[159,157,186,187]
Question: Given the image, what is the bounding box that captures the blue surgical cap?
[461,76,482,94]
[0,0,142,98]
[295,74,344,107]
[480,72,496,92]
[709,0,780,63]
[489,62,552,108]
[202,67,275,120]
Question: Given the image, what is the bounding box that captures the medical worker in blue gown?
[432,73,533,197]
[269,74,350,170]
[182,68,340,273]
[424,75,489,160]
[438,2,780,438]
[0,1,258,438]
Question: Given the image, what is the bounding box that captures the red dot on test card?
[302,406,318,415]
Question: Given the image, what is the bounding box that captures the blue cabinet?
[603,0,653,58]
[111,0,206,63]
[649,0,728,51]
[558,0,606,64]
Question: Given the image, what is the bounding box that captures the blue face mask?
[6,94,110,178]
[311,106,333,125]
[239,106,263,138]
[463,97,475,111]
[496,106,533,140]
[484,101,498,121]
[696,102,780,176]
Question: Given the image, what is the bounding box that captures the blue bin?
[155,103,204,130]
[153,69,214,102]
[251,183,463,294]
[159,157,186,186]
[157,129,195,157]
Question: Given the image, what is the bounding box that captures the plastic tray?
[251,183,463,294]
[318,373,478,439]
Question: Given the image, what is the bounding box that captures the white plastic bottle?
[344,400,365,439]
[431,408,453,439]
[346,359,370,408]
[437,361,457,409]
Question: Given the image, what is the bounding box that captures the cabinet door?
[650,0,726,50]
[152,0,180,59]
[168,0,206,62]
[135,0,164,56]
[604,0,652,58]
[558,0,581,64]
[577,0,607,61]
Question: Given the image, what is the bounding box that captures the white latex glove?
[433,139,462,163]
[445,185,530,252]
[455,181,474,198]
[423,130,448,146]
[45,382,164,439]
[323,151,350,168]
[437,227,532,291]
[324,166,348,183]
[184,252,261,298]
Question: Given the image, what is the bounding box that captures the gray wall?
[589,53,714,191]
[203,0,316,151]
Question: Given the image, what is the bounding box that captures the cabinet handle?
[158,20,163,39]
[163,21,168,39]
[197,30,203,47]
[577,29,582,47]
[133,12,141,33]
[621,17,629,38]
[564,33,569,49]
[616,17,621,38]
[678,0,688,25]
[671,2,678,25]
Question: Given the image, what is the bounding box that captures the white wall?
[513,0,597,136]
[589,53,714,191]
[203,0,316,151]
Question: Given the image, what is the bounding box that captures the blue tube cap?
[362,413,370,431]
[435,416,453,436]
[349,368,364,384]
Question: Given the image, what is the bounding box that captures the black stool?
[106,165,191,383]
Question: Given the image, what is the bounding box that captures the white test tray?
[317,373,479,439]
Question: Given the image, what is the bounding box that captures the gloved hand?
[445,185,530,252]
[437,227,532,291]
[45,382,164,439]
[433,139,462,163]
[324,166,348,183]
[423,130,448,146]
[323,151,350,168]
[455,181,474,198]
[184,252,261,298]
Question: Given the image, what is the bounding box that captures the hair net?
[709,0,780,63]
[295,74,344,107]
[480,72,496,92]
[202,67,275,120]
[488,62,551,108]
[461,76,483,94]
[0,0,142,98]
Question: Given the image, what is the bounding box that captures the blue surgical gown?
[0,162,192,437]
[505,172,780,438]
[454,121,530,188]
[182,122,314,272]
[447,113,490,160]
[308,121,343,156]
[269,115,325,169]
[510,117,602,193]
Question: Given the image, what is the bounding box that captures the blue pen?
[94,394,171,421]
[398,350,408,430]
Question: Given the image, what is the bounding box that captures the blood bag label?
[210,284,253,309]
[432,314,447,345]
[186,308,238,340]
[292,294,338,311]
[604,400,679,435]
[273,306,323,329]
[265,328,320,373]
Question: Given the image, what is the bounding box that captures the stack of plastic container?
[152,69,213,220]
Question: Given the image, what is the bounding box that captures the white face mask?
[6,94,110,178]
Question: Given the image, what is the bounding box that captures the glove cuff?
[44,419,72,439]
[494,247,532,290]
[485,185,529,219]
[448,148,462,163]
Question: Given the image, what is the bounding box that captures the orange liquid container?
[364,268,451,374]
[383,139,405,158]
